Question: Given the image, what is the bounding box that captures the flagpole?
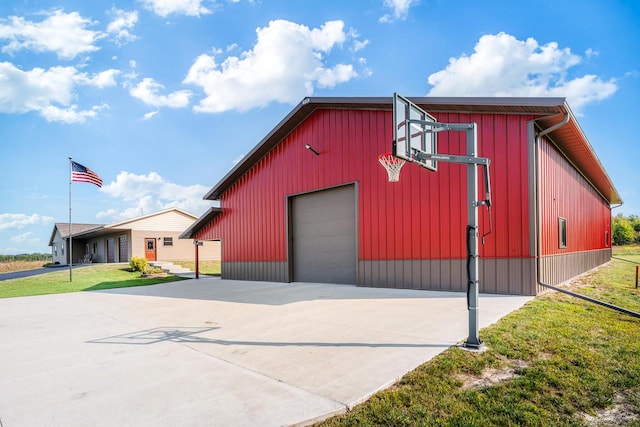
[69,157,73,282]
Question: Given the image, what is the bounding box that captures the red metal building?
[182,97,621,295]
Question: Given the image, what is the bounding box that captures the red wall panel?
[539,138,611,255]
[196,109,536,262]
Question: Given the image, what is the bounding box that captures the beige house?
[49,208,220,265]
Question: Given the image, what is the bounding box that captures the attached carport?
[0,279,531,426]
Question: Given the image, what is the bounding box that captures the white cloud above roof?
[0,10,104,60]
[427,32,617,113]
[98,171,211,220]
[0,213,54,231]
[107,8,138,45]
[184,19,359,113]
[11,232,39,244]
[143,110,159,120]
[0,62,118,123]
[130,77,192,108]
[140,0,214,17]
[379,0,418,23]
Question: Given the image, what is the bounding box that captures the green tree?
[629,215,640,243]
[613,214,635,245]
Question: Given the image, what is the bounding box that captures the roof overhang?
[204,96,621,206]
[534,111,622,205]
[179,207,223,239]
[49,223,104,246]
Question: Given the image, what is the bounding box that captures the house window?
[605,230,610,247]
[163,237,173,247]
[54,245,57,256]
[92,242,98,254]
[61,243,65,256]
[559,217,567,249]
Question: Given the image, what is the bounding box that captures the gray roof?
[49,223,104,246]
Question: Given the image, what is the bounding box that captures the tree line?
[0,253,52,262]
[612,214,640,246]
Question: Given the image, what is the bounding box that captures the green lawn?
[316,249,640,426]
[0,264,186,298]
[172,259,221,276]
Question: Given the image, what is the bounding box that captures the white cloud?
[143,110,159,120]
[98,171,211,220]
[358,57,373,77]
[426,32,617,113]
[11,232,39,244]
[0,10,104,60]
[39,103,108,124]
[96,208,118,219]
[379,0,418,23]
[347,28,369,52]
[184,19,359,113]
[77,69,120,88]
[141,0,214,17]
[352,39,369,52]
[130,77,192,108]
[0,213,54,231]
[107,8,138,45]
[0,62,117,123]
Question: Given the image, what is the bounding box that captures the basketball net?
[378,152,406,182]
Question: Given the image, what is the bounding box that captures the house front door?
[144,238,157,261]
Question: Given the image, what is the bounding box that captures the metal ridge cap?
[410,96,567,107]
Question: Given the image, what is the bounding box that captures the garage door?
[118,236,128,262]
[291,185,356,284]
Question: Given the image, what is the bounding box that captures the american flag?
[71,160,103,187]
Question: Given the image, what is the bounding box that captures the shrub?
[129,256,148,272]
[142,265,164,275]
[613,214,635,245]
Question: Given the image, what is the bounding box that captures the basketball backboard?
[392,93,437,171]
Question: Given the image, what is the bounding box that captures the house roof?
[49,223,104,246]
[105,207,198,230]
[49,208,201,245]
[202,96,621,205]
[179,207,222,239]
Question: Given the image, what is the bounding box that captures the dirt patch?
[459,359,530,390]
[563,263,611,291]
[579,392,639,426]
[140,272,168,278]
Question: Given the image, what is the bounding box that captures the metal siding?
[539,249,611,286]
[196,108,536,293]
[539,138,611,256]
[358,259,535,295]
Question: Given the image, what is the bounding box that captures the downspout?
[533,113,570,289]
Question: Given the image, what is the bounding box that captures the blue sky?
[0,0,638,254]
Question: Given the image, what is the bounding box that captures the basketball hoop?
[378,152,406,182]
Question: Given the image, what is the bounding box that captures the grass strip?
[172,260,221,276]
[0,264,186,298]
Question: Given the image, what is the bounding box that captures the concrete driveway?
[0,278,532,426]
